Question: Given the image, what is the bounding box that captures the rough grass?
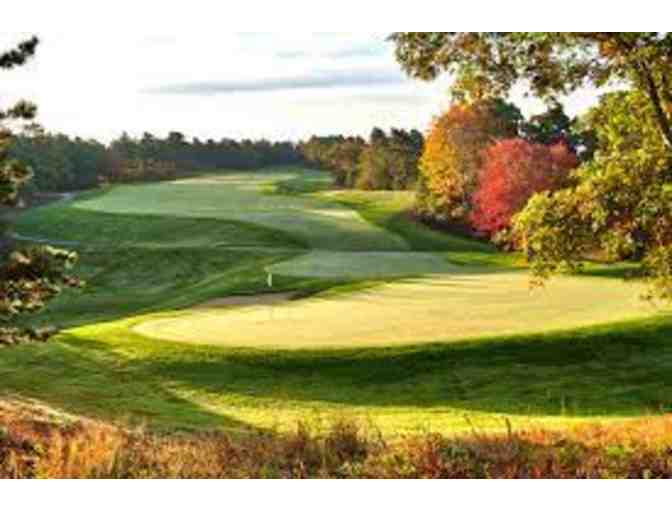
[2,165,670,437]
[2,402,671,478]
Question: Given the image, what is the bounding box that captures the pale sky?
[0,32,604,144]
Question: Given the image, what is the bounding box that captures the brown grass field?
[2,401,671,479]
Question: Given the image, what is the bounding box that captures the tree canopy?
[471,138,577,240]
[513,90,672,296]
[299,127,423,191]
[417,99,520,222]
[392,32,672,297]
[390,33,672,149]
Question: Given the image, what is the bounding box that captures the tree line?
[106,132,303,182]
[416,98,590,245]
[9,131,306,192]
[299,127,424,190]
[11,126,428,194]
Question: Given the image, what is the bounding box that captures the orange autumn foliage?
[419,101,519,221]
[2,400,672,478]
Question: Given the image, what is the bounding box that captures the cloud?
[141,35,178,46]
[274,43,389,60]
[298,91,432,108]
[350,92,432,106]
[275,50,308,59]
[143,69,407,95]
[327,44,388,59]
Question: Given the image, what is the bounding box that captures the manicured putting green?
[135,272,660,349]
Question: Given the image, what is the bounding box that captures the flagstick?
[266,269,274,321]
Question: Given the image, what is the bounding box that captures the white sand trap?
[134,272,664,350]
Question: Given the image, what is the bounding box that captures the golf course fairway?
[3,166,670,435]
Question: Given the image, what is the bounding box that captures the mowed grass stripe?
[68,169,409,251]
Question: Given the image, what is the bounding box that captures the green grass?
[14,204,307,250]
[135,273,660,349]
[2,314,671,434]
[66,169,408,252]
[2,165,670,435]
[321,189,493,253]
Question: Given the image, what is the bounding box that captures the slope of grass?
[2,312,671,434]
[66,170,408,251]
[14,206,308,250]
[2,165,670,436]
[321,189,489,252]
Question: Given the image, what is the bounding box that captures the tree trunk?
[660,73,672,105]
[639,63,672,150]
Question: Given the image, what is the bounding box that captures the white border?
[1,480,670,508]
[3,1,671,31]
[3,0,671,501]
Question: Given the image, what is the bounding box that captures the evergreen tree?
[0,36,79,345]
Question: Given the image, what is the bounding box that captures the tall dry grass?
[1,403,671,478]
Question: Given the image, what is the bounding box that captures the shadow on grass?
[65,313,672,423]
[0,335,256,433]
[14,207,308,251]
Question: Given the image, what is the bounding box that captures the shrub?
[470,139,577,240]
[2,402,671,479]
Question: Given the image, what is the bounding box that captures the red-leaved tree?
[470,139,578,238]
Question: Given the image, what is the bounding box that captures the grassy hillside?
[2,166,670,435]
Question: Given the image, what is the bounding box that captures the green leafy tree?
[299,129,422,191]
[513,90,672,296]
[356,128,423,191]
[391,33,672,149]
[0,36,79,345]
[521,102,572,145]
[520,103,596,161]
[392,32,672,296]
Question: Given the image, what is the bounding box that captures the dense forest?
[10,127,428,194]
[298,101,594,246]
[299,127,424,190]
[9,131,305,192]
